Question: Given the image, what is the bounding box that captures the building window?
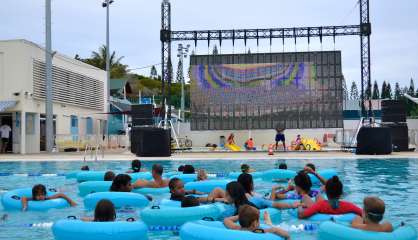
[86,117,93,135]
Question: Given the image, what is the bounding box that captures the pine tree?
[350,81,359,100]
[247,48,252,54]
[150,65,157,79]
[387,83,393,99]
[381,81,387,99]
[408,78,415,96]
[176,58,184,84]
[365,82,372,99]
[372,80,380,99]
[394,82,402,100]
[212,45,219,55]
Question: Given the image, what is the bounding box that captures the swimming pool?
[0,158,417,239]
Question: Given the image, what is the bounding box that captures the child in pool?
[82,199,116,222]
[271,171,319,208]
[197,169,208,181]
[126,160,142,173]
[21,184,77,211]
[169,178,224,203]
[351,196,393,232]
[297,176,362,219]
[241,164,255,174]
[224,204,290,239]
[110,174,133,192]
[238,173,299,210]
[304,163,327,185]
[183,165,195,174]
[104,171,116,181]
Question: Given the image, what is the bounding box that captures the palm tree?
[79,45,128,78]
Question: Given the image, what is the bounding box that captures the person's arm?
[21,197,31,211]
[351,216,366,229]
[223,215,241,230]
[133,179,152,188]
[265,227,291,240]
[272,201,300,209]
[298,201,321,219]
[81,217,94,222]
[49,193,77,206]
[304,167,327,185]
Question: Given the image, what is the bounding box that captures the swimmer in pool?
[21,184,77,211]
[351,196,393,232]
[133,164,169,189]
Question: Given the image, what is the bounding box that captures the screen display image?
[189,51,343,130]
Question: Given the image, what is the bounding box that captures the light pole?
[177,43,190,120]
[45,0,53,153]
[102,0,113,138]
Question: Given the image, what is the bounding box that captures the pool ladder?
[83,144,104,161]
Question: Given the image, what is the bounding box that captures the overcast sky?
[1,0,417,88]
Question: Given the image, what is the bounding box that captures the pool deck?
[1,150,418,161]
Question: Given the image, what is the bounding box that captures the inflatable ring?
[140,203,226,226]
[52,219,148,240]
[185,180,230,193]
[78,181,111,197]
[261,169,297,181]
[288,208,357,222]
[84,192,149,210]
[76,171,107,182]
[1,188,69,211]
[180,220,284,240]
[318,221,417,240]
[309,169,337,185]
[129,172,152,181]
[228,171,263,179]
[65,171,80,179]
[133,187,169,195]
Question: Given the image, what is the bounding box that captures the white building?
[0,39,107,154]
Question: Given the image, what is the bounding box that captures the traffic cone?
[268,144,274,155]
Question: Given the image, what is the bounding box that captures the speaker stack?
[130,104,171,157]
[356,126,392,155]
[381,100,409,152]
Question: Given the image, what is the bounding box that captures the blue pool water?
[0,158,417,240]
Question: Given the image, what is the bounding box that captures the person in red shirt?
[244,138,256,150]
[297,176,362,218]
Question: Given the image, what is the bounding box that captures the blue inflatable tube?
[84,192,149,210]
[141,203,226,226]
[228,171,263,179]
[318,221,417,240]
[185,180,230,193]
[78,181,112,196]
[65,171,80,179]
[133,187,169,195]
[76,171,106,182]
[159,199,182,207]
[170,174,197,183]
[310,169,337,185]
[180,220,284,240]
[288,208,357,222]
[1,188,69,211]
[52,219,148,240]
[261,169,297,181]
[129,172,153,181]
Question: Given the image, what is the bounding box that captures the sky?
[1,0,417,88]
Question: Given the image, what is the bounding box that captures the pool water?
[0,158,417,240]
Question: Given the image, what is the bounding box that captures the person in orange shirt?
[245,138,256,151]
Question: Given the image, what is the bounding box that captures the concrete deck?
[1,150,418,161]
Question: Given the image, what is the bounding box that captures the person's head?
[305,163,316,172]
[131,160,141,173]
[178,165,185,172]
[169,177,185,197]
[32,184,47,201]
[197,169,208,181]
[325,176,343,200]
[249,138,253,141]
[181,196,200,208]
[363,196,385,223]
[81,165,89,171]
[152,164,164,178]
[297,134,301,138]
[241,164,250,173]
[294,171,312,194]
[94,199,116,222]
[110,174,132,192]
[225,181,249,209]
[279,163,287,170]
[183,165,195,174]
[104,171,116,181]
[238,205,260,230]
[237,173,254,195]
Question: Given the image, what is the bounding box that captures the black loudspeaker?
[381,100,407,123]
[356,127,392,155]
[131,104,154,126]
[382,122,409,151]
[131,127,171,157]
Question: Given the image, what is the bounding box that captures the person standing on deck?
[0,123,11,153]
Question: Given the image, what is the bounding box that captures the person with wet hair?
[110,174,133,192]
[133,164,169,188]
[178,165,185,172]
[169,177,223,203]
[298,176,362,219]
[104,171,116,181]
[21,184,77,211]
[224,204,290,239]
[304,163,327,185]
[278,163,287,170]
[126,160,142,173]
[183,164,195,174]
[351,196,393,232]
[94,199,116,222]
[81,165,89,171]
